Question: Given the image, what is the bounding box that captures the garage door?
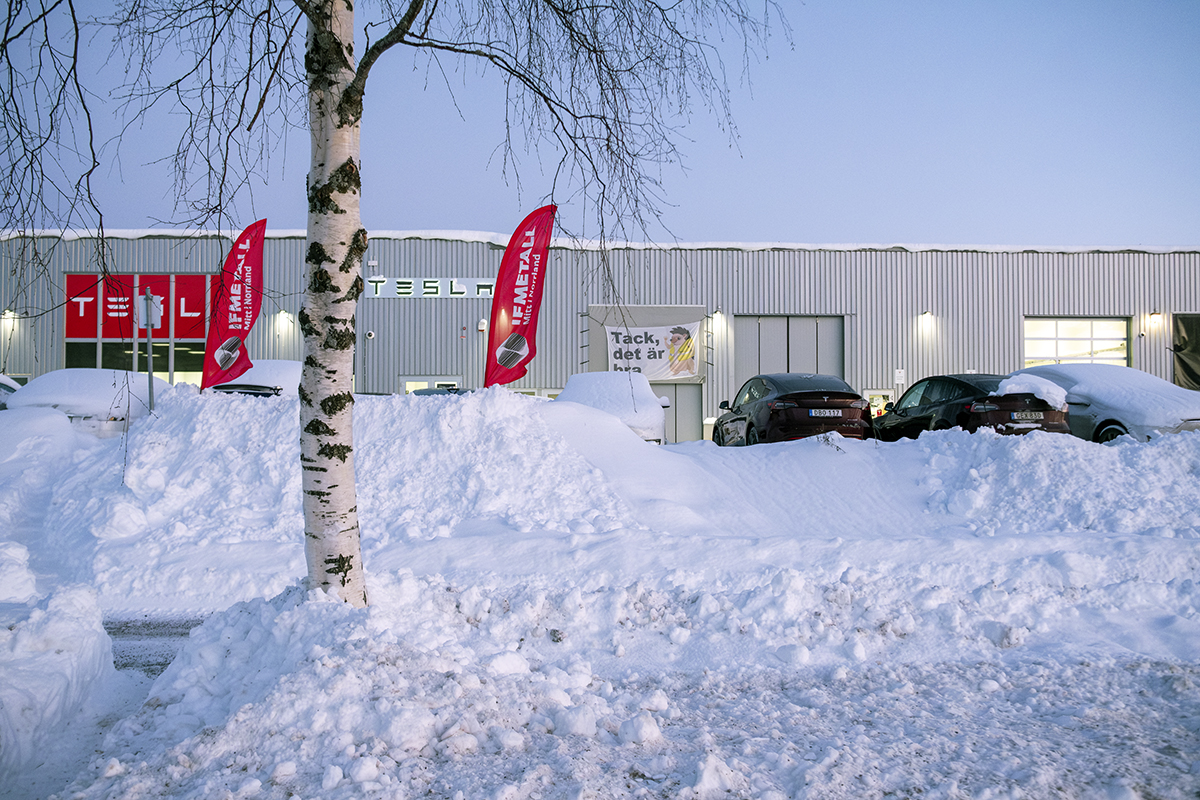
[733,316,844,389]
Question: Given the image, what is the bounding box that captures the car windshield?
[772,374,854,393]
[955,375,1004,393]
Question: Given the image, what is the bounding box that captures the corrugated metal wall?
[3,233,1198,424]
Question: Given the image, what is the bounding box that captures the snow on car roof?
[994,374,1068,408]
[5,368,169,419]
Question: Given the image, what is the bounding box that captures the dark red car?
[713,373,873,445]
[874,373,1070,441]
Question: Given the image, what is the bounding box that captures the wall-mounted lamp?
[477,319,488,332]
[1150,311,1163,327]
[920,310,932,317]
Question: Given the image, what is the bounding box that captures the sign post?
[145,287,155,410]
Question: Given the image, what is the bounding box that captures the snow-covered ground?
[2,385,1199,799]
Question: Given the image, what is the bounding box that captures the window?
[894,380,930,411]
[1023,318,1128,368]
[734,378,767,408]
[65,273,212,384]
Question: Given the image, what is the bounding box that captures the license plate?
[1011,411,1044,421]
[810,409,841,418]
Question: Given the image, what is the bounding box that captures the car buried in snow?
[554,371,671,444]
[4,368,170,437]
[874,373,1070,441]
[209,360,302,397]
[1011,363,1200,442]
[713,373,873,446]
[0,374,20,409]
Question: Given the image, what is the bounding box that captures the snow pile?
[0,585,113,776]
[354,388,636,549]
[58,573,1200,799]
[0,542,39,603]
[554,371,667,442]
[993,373,1068,408]
[2,386,1200,797]
[39,385,308,613]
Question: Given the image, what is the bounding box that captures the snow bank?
[0,542,39,603]
[19,386,1200,625]
[58,572,1200,799]
[0,585,113,777]
[4,387,1200,797]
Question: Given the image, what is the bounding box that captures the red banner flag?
[201,219,267,389]
[484,205,557,387]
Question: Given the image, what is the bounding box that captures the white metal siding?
[3,233,1198,427]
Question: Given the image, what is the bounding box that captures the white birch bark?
[299,0,368,607]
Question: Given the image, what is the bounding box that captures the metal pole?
[145,287,155,412]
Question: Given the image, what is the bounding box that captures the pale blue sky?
[93,0,1200,247]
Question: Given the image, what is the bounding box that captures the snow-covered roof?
[4,228,1199,254]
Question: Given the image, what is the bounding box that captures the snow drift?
[2,384,1199,798]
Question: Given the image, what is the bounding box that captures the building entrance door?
[652,382,703,442]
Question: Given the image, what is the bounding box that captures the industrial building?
[2,230,1198,441]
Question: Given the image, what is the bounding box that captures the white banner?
[605,322,700,380]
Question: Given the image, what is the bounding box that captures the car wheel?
[746,426,759,446]
[931,419,951,432]
[1095,423,1128,443]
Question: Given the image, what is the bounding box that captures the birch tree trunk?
[299,1,368,607]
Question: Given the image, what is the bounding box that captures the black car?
[714,373,873,446]
[874,373,1070,441]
